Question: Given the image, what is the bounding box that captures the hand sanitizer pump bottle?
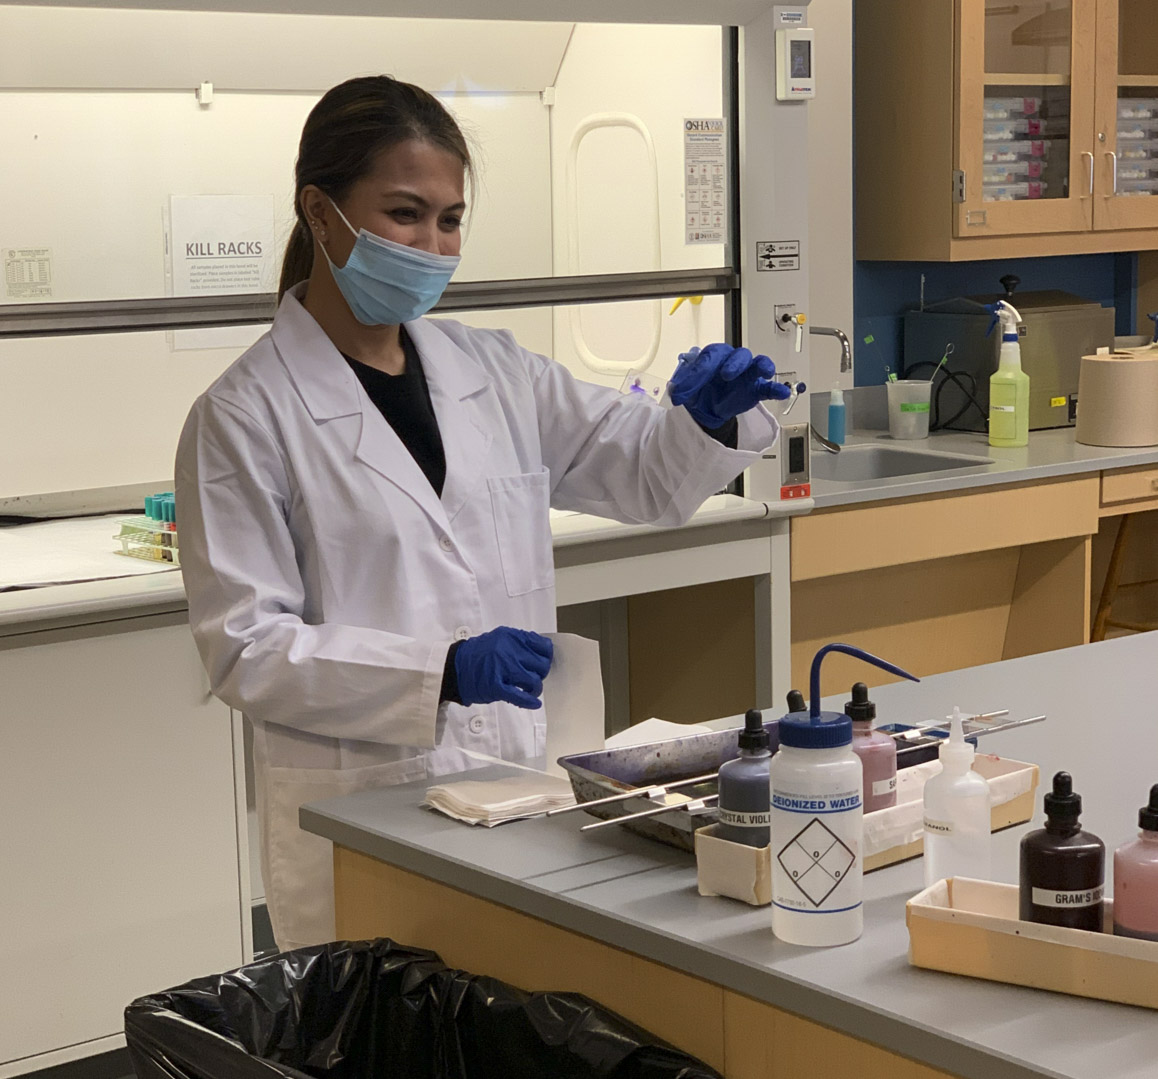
[922,706,992,888]
[986,300,1029,448]
[770,644,919,947]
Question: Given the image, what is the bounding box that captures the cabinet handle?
[1105,151,1118,197]
[1082,151,1094,197]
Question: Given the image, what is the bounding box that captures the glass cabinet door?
[1093,0,1158,230]
[956,0,1097,238]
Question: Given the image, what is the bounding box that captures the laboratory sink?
[811,444,993,484]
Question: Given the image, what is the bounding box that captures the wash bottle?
[770,644,918,947]
[986,300,1029,448]
[922,706,991,887]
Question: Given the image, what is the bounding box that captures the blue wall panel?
[853,253,1140,386]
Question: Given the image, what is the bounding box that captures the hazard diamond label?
[777,818,855,907]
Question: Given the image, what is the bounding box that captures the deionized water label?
[718,808,771,828]
[1031,885,1104,908]
[772,787,861,914]
[923,818,954,836]
[872,776,897,797]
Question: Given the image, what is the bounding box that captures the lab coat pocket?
[487,469,554,597]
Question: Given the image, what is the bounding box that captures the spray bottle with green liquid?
[986,300,1029,448]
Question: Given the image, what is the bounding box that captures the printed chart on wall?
[4,248,52,301]
[683,118,727,245]
[167,194,275,350]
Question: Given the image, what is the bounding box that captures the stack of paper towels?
[1076,347,1158,447]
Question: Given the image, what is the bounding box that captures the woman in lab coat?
[176,75,789,952]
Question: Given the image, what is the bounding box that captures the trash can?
[124,938,722,1079]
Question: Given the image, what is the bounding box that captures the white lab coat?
[176,282,778,950]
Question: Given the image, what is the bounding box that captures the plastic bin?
[983,181,1048,202]
[1120,139,1158,161]
[983,160,1044,184]
[982,139,1050,164]
[1119,98,1158,120]
[124,938,722,1079]
[1118,178,1158,196]
[983,96,1041,120]
[984,118,1049,141]
[1117,121,1158,141]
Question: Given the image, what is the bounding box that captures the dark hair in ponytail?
[278,75,473,299]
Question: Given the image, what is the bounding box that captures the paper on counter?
[0,514,179,590]
[543,632,605,778]
[424,772,575,827]
[605,717,712,749]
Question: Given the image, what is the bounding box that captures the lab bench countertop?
[807,427,1158,508]
[0,493,796,635]
[302,631,1158,1079]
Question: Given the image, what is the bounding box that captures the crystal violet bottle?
[717,709,772,848]
[1020,772,1105,932]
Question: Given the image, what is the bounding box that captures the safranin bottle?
[1019,772,1105,932]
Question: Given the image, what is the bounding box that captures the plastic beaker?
[886,380,932,440]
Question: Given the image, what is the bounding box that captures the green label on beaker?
[899,402,930,413]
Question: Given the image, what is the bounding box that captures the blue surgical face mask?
[319,199,461,326]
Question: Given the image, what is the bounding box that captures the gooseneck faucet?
[809,325,853,373]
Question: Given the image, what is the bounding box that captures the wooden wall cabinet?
[857,0,1158,260]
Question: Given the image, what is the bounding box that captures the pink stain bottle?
[846,682,897,813]
[1113,784,1158,942]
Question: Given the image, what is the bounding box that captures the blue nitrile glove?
[669,343,793,430]
[453,627,554,710]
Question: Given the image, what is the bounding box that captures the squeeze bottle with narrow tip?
[987,300,1029,448]
[922,706,991,887]
[770,643,919,947]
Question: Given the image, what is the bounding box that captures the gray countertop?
[808,427,1158,509]
[5,427,1154,633]
[302,632,1158,1079]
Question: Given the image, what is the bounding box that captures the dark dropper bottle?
[1019,772,1105,931]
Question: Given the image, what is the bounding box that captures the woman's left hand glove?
[669,343,792,430]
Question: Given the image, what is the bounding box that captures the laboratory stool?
[1091,512,1158,641]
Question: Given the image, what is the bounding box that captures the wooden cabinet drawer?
[1102,465,1158,507]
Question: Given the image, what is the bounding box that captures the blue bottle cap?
[778,709,852,749]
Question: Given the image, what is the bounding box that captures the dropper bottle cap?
[786,689,806,714]
[737,709,769,751]
[1138,784,1158,832]
[844,682,876,724]
[1043,771,1082,824]
[939,706,975,773]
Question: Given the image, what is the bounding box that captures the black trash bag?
[124,938,721,1079]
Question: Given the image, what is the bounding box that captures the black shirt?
[344,328,447,497]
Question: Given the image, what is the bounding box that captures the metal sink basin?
[811,444,993,483]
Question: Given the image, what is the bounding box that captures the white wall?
[806,0,855,392]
